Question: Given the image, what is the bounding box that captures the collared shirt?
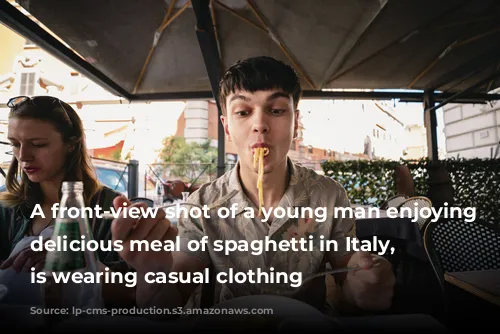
[178,157,356,309]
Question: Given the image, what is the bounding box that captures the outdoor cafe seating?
[379,194,408,210]
[353,196,440,314]
[352,194,499,331]
[396,196,434,231]
[424,217,500,319]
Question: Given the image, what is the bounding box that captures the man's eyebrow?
[266,92,291,101]
[7,137,48,141]
[229,94,251,103]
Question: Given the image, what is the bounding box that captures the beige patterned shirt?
[178,157,356,309]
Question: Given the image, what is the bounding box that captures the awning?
[85,123,130,150]
[1,0,500,104]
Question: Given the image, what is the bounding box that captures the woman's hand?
[0,245,47,272]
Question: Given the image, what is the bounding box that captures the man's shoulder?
[186,169,234,205]
[293,163,347,196]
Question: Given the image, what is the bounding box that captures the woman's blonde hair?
[0,96,102,208]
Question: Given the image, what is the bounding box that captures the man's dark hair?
[218,56,302,114]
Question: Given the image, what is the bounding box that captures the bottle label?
[45,221,87,271]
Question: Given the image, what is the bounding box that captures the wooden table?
[445,269,500,306]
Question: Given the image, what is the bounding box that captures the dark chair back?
[380,194,408,210]
[423,217,500,291]
[396,196,433,230]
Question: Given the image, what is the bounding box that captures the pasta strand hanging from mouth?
[254,148,259,169]
[258,147,264,217]
[254,147,269,217]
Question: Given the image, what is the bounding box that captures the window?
[19,72,36,95]
[95,168,127,193]
[480,131,489,139]
[308,145,313,153]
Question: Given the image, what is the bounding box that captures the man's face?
[221,89,299,174]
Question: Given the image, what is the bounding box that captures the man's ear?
[293,109,300,139]
[220,114,232,141]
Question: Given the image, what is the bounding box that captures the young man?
[111,56,395,316]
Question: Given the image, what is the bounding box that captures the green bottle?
[42,181,103,326]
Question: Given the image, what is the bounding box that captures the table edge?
[445,272,500,307]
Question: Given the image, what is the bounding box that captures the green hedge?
[321,157,500,226]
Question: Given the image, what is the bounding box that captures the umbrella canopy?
[2,0,500,103]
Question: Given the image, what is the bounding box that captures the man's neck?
[239,157,290,210]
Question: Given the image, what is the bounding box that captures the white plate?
[0,284,7,301]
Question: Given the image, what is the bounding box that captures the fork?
[260,256,382,297]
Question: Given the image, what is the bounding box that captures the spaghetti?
[253,147,269,217]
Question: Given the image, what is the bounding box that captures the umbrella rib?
[408,41,457,89]
[209,0,222,65]
[408,25,500,88]
[486,61,500,93]
[214,0,266,33]
[325,0,471,85]
[454,25,500,47]
[133,0,191,94]
[160,0,179,31]
[246,0,316,89]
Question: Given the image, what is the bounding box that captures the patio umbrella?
[2,0,500,100]
[2,0,500,176]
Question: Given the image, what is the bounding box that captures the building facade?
[443,96,500,159]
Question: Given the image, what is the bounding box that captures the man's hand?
[343,251,395,311]
[111,196,181,310]
[111,196,178,274]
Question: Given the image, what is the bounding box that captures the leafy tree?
[159,136,217,181]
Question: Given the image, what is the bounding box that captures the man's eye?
[32,143,47,147]
[270,109,285,115]
[236,110,249,116]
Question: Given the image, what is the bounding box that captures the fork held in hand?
[262,256,382,297]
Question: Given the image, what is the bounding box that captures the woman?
[0,95,134,307]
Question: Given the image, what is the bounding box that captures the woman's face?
[7,117,71,184]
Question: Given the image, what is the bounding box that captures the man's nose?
[251,112,270,134]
